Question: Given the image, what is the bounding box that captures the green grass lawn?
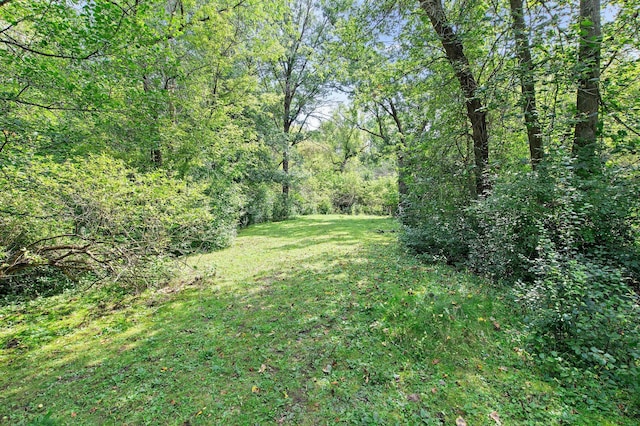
[0,215,634,425]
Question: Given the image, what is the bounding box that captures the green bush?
[402,146,640,385]
[467,149,640,384]
[0,155,236,293]
[400,211,471,264]
[399,158,475,263]
[272,193,293,221]
[466,170,549,280]
[240,183,276,225]
[294,170,397,217]
[468,150,639,281]
[516,241,640,386]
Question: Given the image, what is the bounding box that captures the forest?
[1,0,639,423]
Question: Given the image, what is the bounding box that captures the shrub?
[468,149,639,281]
[516,239,640,385]
[467,148,640,383]
[294,170,398,217]
[0,155,236,293]
[402,146,640,384]
[240,183,276,226]
[272,193,293,221]
[400,211,471,264]
[399,156,475,263]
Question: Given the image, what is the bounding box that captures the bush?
[399,155,475,263]
[517,241,640,385]
[240,183,276,225]
[467,149,640,383]
[0,155,236,293]
[272,193,293,221]
[402,146,640,384]
[400,211,471,264]
[468,150,639,281]
[466,170,549,280]
[294,170,397,217]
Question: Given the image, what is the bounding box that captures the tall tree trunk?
[386,99,409,209]
[282,92,292,199]
[573,0,601,175]
[282,151,290,196]
[509,0,543,169]
[419,0,490,196]
[397,149,408,210]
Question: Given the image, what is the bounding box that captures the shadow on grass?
[0,216,633,425]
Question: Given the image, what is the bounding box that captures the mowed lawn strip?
[0,215,633,425]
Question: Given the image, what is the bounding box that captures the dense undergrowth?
[0,155,238,294]
[402,149,640,402]
[1,216,637,425]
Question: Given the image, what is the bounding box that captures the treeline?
[335,0,639,398]
[0,0,395,295]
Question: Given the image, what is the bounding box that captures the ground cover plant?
[1,216,635,425]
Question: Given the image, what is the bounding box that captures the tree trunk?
[282,150,290,196]
[143,74,162,167]
[573,0,601,175]
[386,99,409,209]
[151,148,162,166]
[282,80,293,198]
[509,0,543,169]
[397,149,408,210]
[419,0,490,196]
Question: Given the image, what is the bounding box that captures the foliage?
[240,183,278,225]
[402,141,640,387]
[1,0,640,419]
[516,243,640,386]
[399,147,475,265]
[465,149,640,386]
[297,165,398,216]
[400,211,471,265]
[0,155,236,294]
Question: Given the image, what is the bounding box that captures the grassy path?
[0,215,631,425]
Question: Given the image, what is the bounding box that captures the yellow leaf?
[251,385,259,394]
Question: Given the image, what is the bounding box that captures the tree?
[509,0,543,169]
[262,0,332,207]
[573,0,601,174]
[419,0,490,196]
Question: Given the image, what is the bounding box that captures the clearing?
[0,215,632,425]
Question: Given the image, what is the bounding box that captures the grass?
[0,215,635,425]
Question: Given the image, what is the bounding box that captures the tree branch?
[0,96,97,112]
[0,130,10,154]
[0,38,101,60]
